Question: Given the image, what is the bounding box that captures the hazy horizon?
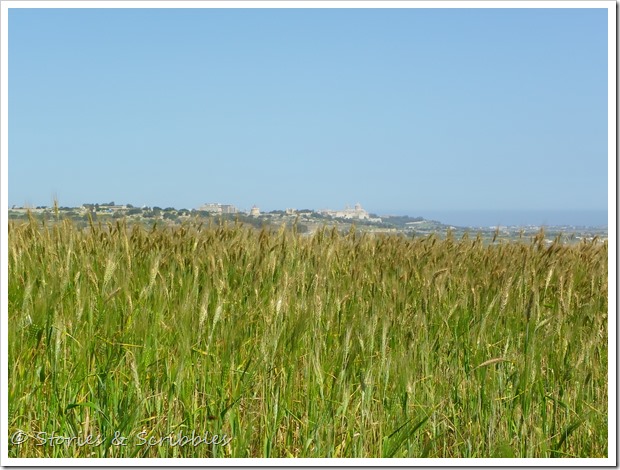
[10,197,608,228]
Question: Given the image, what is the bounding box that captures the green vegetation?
[8,217,608,458]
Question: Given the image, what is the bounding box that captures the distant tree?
[126,204,134,209]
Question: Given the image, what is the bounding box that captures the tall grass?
[8,218,608,458]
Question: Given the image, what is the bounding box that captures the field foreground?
[8,219,608,458]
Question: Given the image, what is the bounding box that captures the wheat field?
[7,216,608,458]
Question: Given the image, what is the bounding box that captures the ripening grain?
[8,219,608,458]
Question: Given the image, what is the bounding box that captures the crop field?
[7,217,608,458]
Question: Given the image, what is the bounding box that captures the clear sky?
[8,6,609,223]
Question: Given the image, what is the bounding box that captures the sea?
[382,209,609,229]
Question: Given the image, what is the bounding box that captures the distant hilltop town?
[196,202,381,222]
[10,201,379,222]
[198,203,239,215]
[197,202,261,217]
[318,203,382,223]
[8,201,608,244]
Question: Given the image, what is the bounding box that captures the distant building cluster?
[319,203,381,223]
[198,202,264,216]
[198,203,238,215]
[197,202,380,221]
[10,200,382,224]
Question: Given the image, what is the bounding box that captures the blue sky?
[8,7,609,223]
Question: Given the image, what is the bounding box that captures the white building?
[198,203,238,214]
[199,203,222,214]
[220,204,237,214]
[320,203,370,220]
